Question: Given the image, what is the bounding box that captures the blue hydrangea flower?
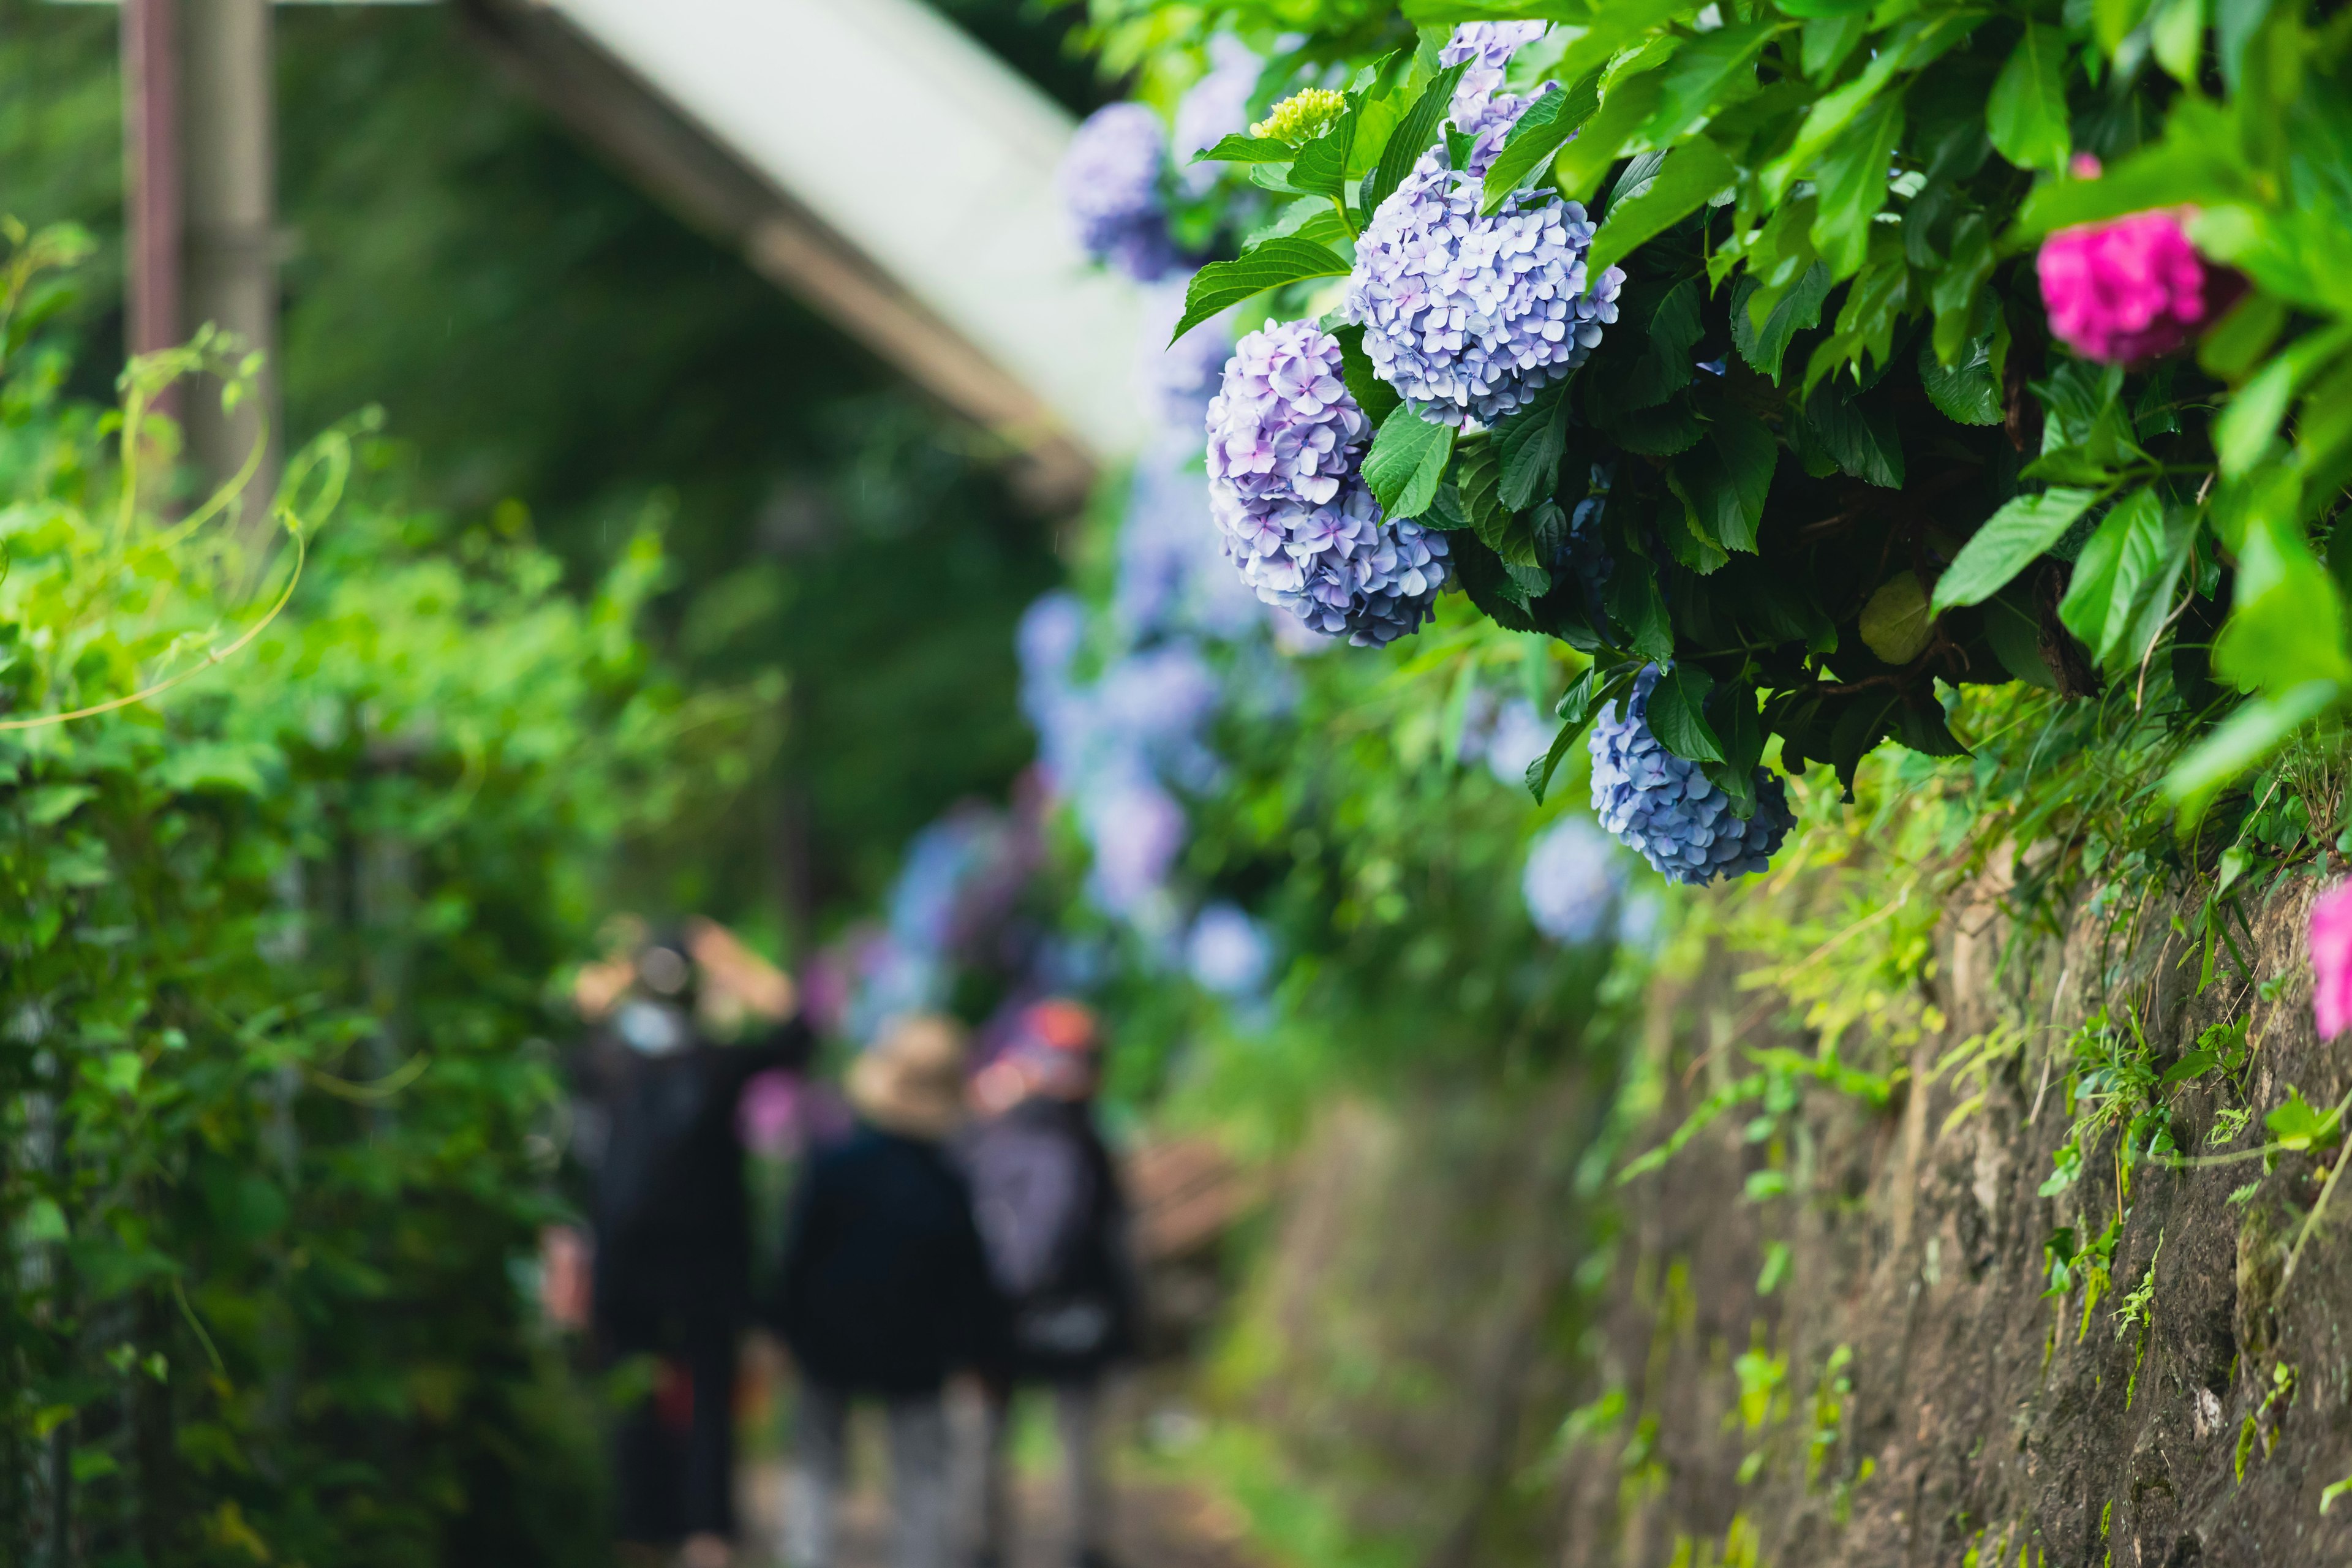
[1589,666,1795,885]
[1344,28,1624,428]
[1061,104,1181,281]
[1521,815,1624,943]
[1205,318,1449,647]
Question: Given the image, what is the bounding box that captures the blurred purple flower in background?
[1062,103,1182,281]
[1521,816,1623,944]
[1175,36,1262,194]
[1187,902,1273,996]
[1082,778,1188,918]
[1460,692,1555,787]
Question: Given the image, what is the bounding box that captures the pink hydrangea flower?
[2037,209,2233,366]
[2313,883,2352,1039]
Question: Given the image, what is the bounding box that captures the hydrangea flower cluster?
[1589,666,1796,886]
[1205,318,1450,646]
[1253,88,1347,145]
[1061,103,1181,282]
[1343,26,1624,428]
[1521,816,1624,944]
[2037,209,2233,366]
[1440,21,1550,148]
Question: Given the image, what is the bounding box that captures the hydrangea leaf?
[1361,58,1470,221]
[1989,24,2073,173]
[1192,135,1298,165]
[1929,488,2097,611]
[1170,239,1351,343]
[1918,332,2002,425]
[1646,21,1781,145]
[1589,137,1738,276]
[1496,382,1571,510]
[1801,379,1904,488]
[1732,263,1831,382]
[1362,405,1456,521]
[1553,74,1668,203]
[1479,70,1604,214]
[1646,663,1724,764]
[1332,324,1403,429]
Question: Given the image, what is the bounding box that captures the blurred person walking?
[962,1000,1138,1568]
[771,1015,1005,1568]
[570,921,812,1568]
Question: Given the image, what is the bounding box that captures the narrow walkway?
[738,1389,1262,1568]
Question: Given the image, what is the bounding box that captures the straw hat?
[847,1014,970,1139]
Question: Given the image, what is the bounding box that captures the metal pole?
[120,0,181,407]
[181,0,279,524]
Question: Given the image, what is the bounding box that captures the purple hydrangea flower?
[1589,666,1795,886]
[1186,902,1272,995]
[1344,27,1623,428]
[1441,21,1549,148]
[1175,36,1262,194]
[1061,104,1182,282]
[1205,318,1450,646]
[1521,815,1624,943]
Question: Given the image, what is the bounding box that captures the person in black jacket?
[962,1000,1137,1568]
[569,924,812,1568]
[771,1014,1003,1568]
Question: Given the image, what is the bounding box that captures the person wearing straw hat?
[771,1014,1005,1568]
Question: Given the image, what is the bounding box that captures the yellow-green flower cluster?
[1250,88,1346,146]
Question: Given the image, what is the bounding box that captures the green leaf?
[1687,403,1777,553]
[2150,0,2206,80]
[1171,239,1352,343]
[1646,22,1779,144]
[1496,382,1570,509]
[1732,264,1831,382]
[2214,505,2352,692]
[1480,71,1604,214]
[1589,137,1738,276]
[1527,720,1581,804]
[1988,25,2073,174]
[1802,380,1905,488]
[1552,72,1669,203]
[1362,407,1456,521]
[2264,1088,2342,1152]
[1289,129,1351,198]
[2164,680,2342,817]
[1193,134,1298,165]
[1363,58,1470,220]
[1333,324,1403,429]
[1931,214,1997,367]
[21,784,95,827]
[1646,663,1724,763]
[2199,293,2288,380]
[2058,489,2178,668]
[1931,488,2098,610]
[2095,0,2157,51]
[1918,333,2002,426]
[15,1196,66,1244]
[1809,96,1904,279]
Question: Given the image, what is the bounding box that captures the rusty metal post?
[121,0,182,410]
